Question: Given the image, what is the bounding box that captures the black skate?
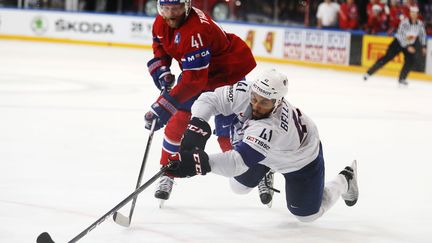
[258,171,278,208]
[399,79,408,87]
[155,175,174,208]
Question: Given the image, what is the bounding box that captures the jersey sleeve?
[234,120,272,167]
[207,121,271,177]
[191,85,236,121]
[207,121,272,177]
[192,80,252,121]
[419,21,427,47]
[151,17,172,66]
[208,150,249,177]
[151,17,167,58]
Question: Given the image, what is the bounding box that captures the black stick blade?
[37,232,55,243]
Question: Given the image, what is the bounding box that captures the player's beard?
[164,15,185,29]
[252,109,272,120]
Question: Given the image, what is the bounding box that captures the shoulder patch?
[175,32,181,44]
[181,48,211,70]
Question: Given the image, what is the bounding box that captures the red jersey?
[388,5,409,34]
[366,3,388,34]
[339,2,359,30]
[151,7,256,103]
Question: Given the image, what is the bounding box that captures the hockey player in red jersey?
[145,0,256,203]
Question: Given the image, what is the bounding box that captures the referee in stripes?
[363,6,427,86]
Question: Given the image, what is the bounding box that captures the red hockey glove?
[144,91,179,131]
[147,56,175,91]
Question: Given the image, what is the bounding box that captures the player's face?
[160,4,186,28]
[410,11,418,21]
[250,92,275,119]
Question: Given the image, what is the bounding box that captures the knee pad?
[293,208,324,223]
[229,178,253,194]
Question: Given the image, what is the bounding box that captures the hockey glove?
[144,111,164,131]
[166,149,211,178]
[180,117,212,152]
[147,56,175,91]
[144,91,179,131]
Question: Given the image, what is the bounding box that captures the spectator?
[404,0,423,19]
[356,0,369,27]
[339,0,359,29]
[316,0,340,28]
[423,0,432,34]
[405,0,418,9]
[0,0,17,7]
[366,0,388,34]
[387,0,410,35]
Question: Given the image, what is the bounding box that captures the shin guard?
[159,110,191,166]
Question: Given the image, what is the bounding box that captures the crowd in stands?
[1,0,431,35]
[316,0,431,35]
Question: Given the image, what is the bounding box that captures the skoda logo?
[31,16,49,35]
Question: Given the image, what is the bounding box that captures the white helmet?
[157,0,192,17]
[251,69,288,103]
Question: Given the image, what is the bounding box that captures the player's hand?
[147,57,175,91]
[144,111,164,131]
[166,149,211,178]
[407,46,416,54]
[160,73,175,91]
[144,91,179,131]
[180,117,212,152]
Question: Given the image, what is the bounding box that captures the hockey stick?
[36,162,177,243]
[112,85,172,226]
[112,118,157,227]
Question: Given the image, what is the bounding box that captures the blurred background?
[1,0,431,34]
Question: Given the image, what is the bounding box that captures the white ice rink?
[1,40,432,243]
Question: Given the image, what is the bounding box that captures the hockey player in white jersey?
[166,69,359,222]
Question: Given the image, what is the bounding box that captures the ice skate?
[398,79,408,87]
[363,73,370,81]
[339,160,359,206]
[258,171,275,208]
[155,175,174,208]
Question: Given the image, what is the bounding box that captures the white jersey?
[192,80,321,176]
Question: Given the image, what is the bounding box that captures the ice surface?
[1,40,431,243]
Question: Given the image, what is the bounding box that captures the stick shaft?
[68,166,167,243]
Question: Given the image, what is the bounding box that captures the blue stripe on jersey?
[163,139,179,153]
[153,36,161,43]
[235,141,265,167]
[181,48,211,70]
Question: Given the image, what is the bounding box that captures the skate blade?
[159,199,166,209]
[267,201,273,208]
